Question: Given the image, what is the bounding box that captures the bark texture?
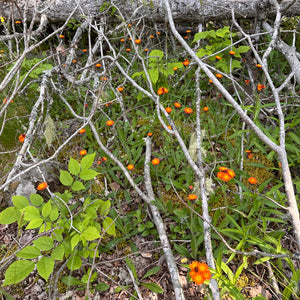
[1,0,300,24]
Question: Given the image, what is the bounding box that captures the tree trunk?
[1,0,300,24]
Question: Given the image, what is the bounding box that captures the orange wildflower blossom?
[209,79,213,84]
[186,30,191,33]
[173,67,178,71]
[157,32,161,35]
[126,49,131,52]
[257,84,266,91]
[18,134,26,143]
[174,102,181,108]
[217,167,235,182]
[184,36,188,39]
[3,98,13,104]
[15,20,21,24]
[167,125,172,130]
[128,24,132,27]
[229,50,236,55]
[79,128,86,134]
[59,34,64,38]
[147,132,153,137]
[117,87,124,92]
[203,107,209,112]
[106,120,114,126]
[215,55,221,60]
[120,38,125,42]
[144,48,149,52]
[184,107,193,114]
[189,261,211,285]
[135,39,141,44]
[157,87,168,95]
[165,107,172,113]
[82,49,88,52]
[152,158,160,165]
[188,194,197,200]
[37,182,48,191]
[150,35,154,38]
[216,73,223,78]
[72,60,77,63]
[189,185,193,190]
[248,177,258,184]
[95,63,101,68]
[245,150,253,159]
[182,59,190,66]
[256,64,262,68]
[98,157,107,165]
[245,79,250,85]
[127,164,134,170]
[79,149,87,156]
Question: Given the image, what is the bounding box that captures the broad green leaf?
[100,199,111,216]
[103,217,115,236]
[82,226,100,241]
[80,169,99,180]
[236,46,250,54]
[71,233,80,250]
[51,244,65,260]
[149,49,164,61]
[196,48,207,57]
[81,152,96,170]
[216,26,230,37]
[16,246,41,259]
[193,31,209,42]
[12,195,29,209]
[42,201,52,218]
[67,254,82,270]
[148,68,159,85]
[61,275,84,286]
[50,207,59,221]
[37,257,54,281]
[68,157,81,175]
[72,181,85,191]
[60,170,74,186]
[142,266,161,280]
[124,257,138,281]
[30,194,44,206]
[141,282,163,294]
[0,207,21,224]
[3,260,35,286]
[33,236,54,251]
[94,282,110,291]
[25,218,43,229]
[23,206,40,221]
[221,262,234,283]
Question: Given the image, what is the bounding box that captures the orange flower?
[95,63,101,68]
[144,48,149,52]
[256,64,262,68]
[165,107,172,113]
[184,36,188,39]
[186,30,191,33]
[245,79,250,85]
[157,32,161,35]
[174,102,181,108]
[15,20,21,24]
[128,24,131,27]
[167,125,172,130]
[127,164,134,170]
[82,49,88,52]
[189,261,211,285]
[229,50,236,55]
[215,55,221,60]
[182,59,190,66]
[18,134,25,143]
[173,67,178,71]
[257,84,266,91]
[152,158,160,165]
[217,167,235,182]
[157,87,168,95]
[184,107,193,114]
[79,128,86,134]
[3,98,13,104]
[279,162,281,167]
[79,149,87,156]
[209,79,213,84]
[37,182,48,191]
[188,194,197,200]
[59,34,64,38]
[248,177,258,184]
[147,132,153,137]
[126,48,131,52]
[106,120,114,126]
[150,35,154,38]
[72,60,77,63]
[120,38,125,42]
[189,185,193,190]
[216,73,223,78]
[135,39,141,44]
[117,87,124,92]
[245,150,253,159]
[203,107,209,112]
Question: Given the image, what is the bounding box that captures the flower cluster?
[189,261,211,285]
[217,167,235,182]
[157,87,168,95]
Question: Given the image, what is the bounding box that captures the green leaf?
[103,217,115,236]
[51,244,65,260]
[81,152,96,170]
[25,218,44,229]
[82,226,100,241]
[16,246,41,259]
[36,257,54,281]
[94,282,110,291]
[30,194,44,206]
[60,170,74,186]
[216,26,230,37]
[42,201,52,218]
[50,207,59,221]
[23,206,40,221]
[148,68,159,85]
[68,157,81,175]
[141,282,163,294]
[142,266,161,280]
[100,199,111,216]
[79,169,99,180]
[149,50,164,61]
[33,236,54,251]
[124,257,138,281]
[0,207,21,224]
[61,275,84,286]
[71,233,81,250]
[236,46,250,54]
[288,132,300,146]
[173,243,191,258]
[72,181,85,191]
[193,31,209,42]
[67,254,82,270]
[3,260,35,286]
[12,195,29,209]
[196,48,207,57]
